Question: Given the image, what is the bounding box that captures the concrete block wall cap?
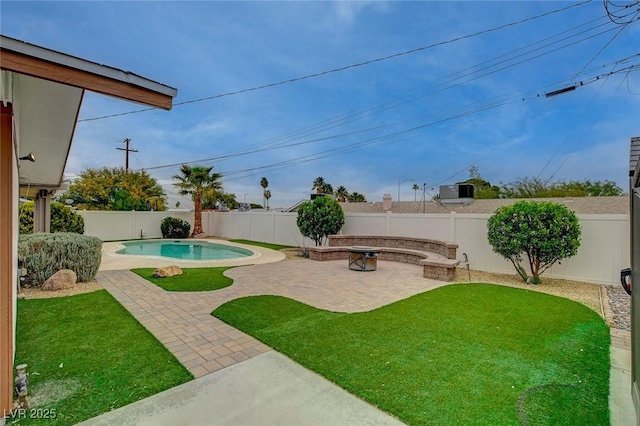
[420,259,460,267]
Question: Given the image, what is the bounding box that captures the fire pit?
[348,246,381,271]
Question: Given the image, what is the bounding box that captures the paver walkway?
[96,260,445,378]
[95,257,633,424]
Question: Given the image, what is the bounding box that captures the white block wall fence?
[77,210,630,285]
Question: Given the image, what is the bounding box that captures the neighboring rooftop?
[338,195,629,215]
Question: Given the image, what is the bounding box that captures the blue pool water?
[116,240,253,260]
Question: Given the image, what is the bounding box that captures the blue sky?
[2,1,639,208]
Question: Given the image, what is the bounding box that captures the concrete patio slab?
[77,352,404,426]
[610,328,636,426]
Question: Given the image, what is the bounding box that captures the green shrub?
[19,201,84,234]
[19,202,34,234]
[18,233,102,287]
[160,217,191,239]
[487,201,581,284]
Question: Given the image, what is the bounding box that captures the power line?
[544,71,629,182]
[604,0,640,24]
[147,64,638,185]
[140,21,632,174]
[77,0,591,123]
[141,57,640,177]
[429,64,639,187]
[536,11,636,180]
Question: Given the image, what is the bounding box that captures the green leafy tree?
[173,165,222,235]
[59,167,165,211]
[550,180,624,197]
[487,201,581,284]
[500,177,551,198]
[296,196,345,246]
[457,167,500,199]
[500,177,624,198]
[113,189,147,211]
[347,192,367,202]
[201,188,238,211]
[335,185,349,202]
[19,201,84,234]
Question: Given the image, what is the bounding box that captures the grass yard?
[229,239,292,251]
[213,284,610,425]
[12,290,193,425]
[131,267,234,291]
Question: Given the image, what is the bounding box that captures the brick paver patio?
[96,259,446,378]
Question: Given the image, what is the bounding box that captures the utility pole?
[116,138,138,172]
[423,183,427,213]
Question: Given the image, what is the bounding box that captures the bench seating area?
[306,235,460,281]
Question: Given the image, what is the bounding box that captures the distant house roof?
[339,196,629,215]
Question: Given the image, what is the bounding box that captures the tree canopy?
[173,164,222,235]
[296,196,345,246]
[201,188,238,211]
[347,192,367,202]
[335,185,349,202]
[19,201,84,234]
[456,167,624,199]
[59,167,165,211]
[260,177,270,209]
[501,177,624,198]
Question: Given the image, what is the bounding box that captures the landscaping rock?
[606,285,631,331]
[42,269,77,291]
[152,265,183,278]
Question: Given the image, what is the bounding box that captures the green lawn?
[213,284,610,425]
[131,267,234,291]
[12,290,193,425]
[229,239,292,251]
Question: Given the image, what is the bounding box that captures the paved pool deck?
[78,245,635,425]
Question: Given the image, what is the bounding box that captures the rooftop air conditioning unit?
[439,184,474,205]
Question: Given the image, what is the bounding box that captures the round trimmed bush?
[160,217,191,238]
[487,201,581,284]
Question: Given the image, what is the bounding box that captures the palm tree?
[260,177,269,208]
[264,189,271,210]
[173,164,222,236]
[348,192,367,202]
[412,183,420,201]
[321,182,333,195]
[334,185,349,202]
[312,177,326,194]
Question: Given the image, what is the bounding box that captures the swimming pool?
[116,240,254,261]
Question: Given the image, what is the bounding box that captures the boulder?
[42,269,77,291]
[152,265,183,278]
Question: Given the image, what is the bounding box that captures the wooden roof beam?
[0,36,177,109]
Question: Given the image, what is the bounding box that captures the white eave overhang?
[0,35,178,196]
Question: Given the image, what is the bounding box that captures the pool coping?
[100,238,286,271]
